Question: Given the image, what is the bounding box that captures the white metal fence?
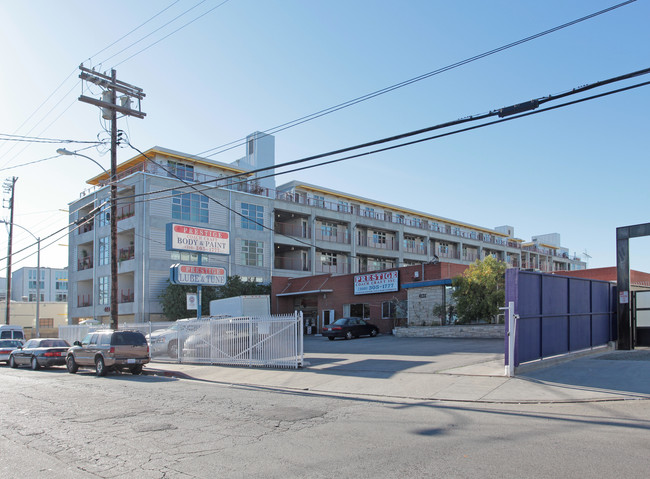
[59,312,304,369]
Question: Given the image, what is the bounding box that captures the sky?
[0,0,649,275]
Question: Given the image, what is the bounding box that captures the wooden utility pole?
[3,177,17,324]
[78,66,145,330]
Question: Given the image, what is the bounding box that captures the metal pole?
[4,177,17,324]
[35,238,40,338]
[110,69,118,331]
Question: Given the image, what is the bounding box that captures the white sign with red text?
[354,270,399,295]
[177,265,227,286]
[167,224,230,255]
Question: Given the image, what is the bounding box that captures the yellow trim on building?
[294,184,508,237]
[86,148,251,185]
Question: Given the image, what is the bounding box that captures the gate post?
[502,301,516,377]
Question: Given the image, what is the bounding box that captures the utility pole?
[2,177,17,325]
[78,66,145,330]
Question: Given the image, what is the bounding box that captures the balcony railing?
[357,235,399,251]
[437,251,461,260]
[275,222,310,239]
[404,244,427,255]
[78,295,92,307]
[315,230,350,244]
[274,256,310,272]
[119,289,134,303]
[78,257,93,271]
[463,252,479,262]
[315,262,349,274]
[119,245,135,262]
[117,203,135,221]
[78,221,93,234]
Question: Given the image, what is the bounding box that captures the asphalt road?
[1,363,649,478]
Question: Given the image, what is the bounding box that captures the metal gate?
[632,291,650,346]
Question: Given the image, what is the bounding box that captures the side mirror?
[73,341,82,347]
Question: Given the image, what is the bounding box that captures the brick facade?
[272,262,468,333]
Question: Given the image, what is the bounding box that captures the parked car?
[8,338,71,370]
[66,330,150,376]
[0,324,25,341]
[322,318,379,340]
[0,339,24,364]
[146,319,200,358]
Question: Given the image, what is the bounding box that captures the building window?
[168,161,194,182]
[248,138,254,155]
[404,236,416,249]
[439,242,449,254]
[55,271,68,291]
[372,231,387,245]
[98,236,110,266]
[242,240,263,266]
[337,201,348,212]
[98,276,110,305]
[382,301,397,319]
[171,251,209,263]
[320,222,338,238]
[172,190,209,223]
[321,252,337,266]
[363,207,375,218]
[312,195,325,208]
[39,318,54,329]
[28,270,45,290]
[241,203,264,230]
[55,293,67,302]
[97,203,110,227]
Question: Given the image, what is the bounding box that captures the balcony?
[315,230,350,244]
[315,262,349,274]
[119,289,134,303]
[78,221,94,234]
[119,245,135,262]
[357,235,398,251]
[78,295,92,307]
[404,244,427,255]
[275,222,310,239]
[78,257,93,271]
[117,203,135,221]
[274,256,310,272]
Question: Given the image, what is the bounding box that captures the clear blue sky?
[1,0,649,274]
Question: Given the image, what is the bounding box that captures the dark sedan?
[0,339,23,364]
[9,338,71,370]
[322,318,379,340]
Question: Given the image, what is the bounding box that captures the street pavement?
[144,335,650,404]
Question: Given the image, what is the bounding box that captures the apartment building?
[11,267,68,303]
[67,132,585,324]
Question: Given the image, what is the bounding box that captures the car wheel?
[95,356,107,377]
[66,355,78,374]
[167,340,178,359]
[9,356,17,368]
[328,336,335,341]
[31,356,40,370]
[345,331,353,340]
[130,364,143,375]
[370,329,378,337]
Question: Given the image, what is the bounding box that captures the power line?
[195,0,638,158]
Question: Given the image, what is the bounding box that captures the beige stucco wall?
[0,301,68,338]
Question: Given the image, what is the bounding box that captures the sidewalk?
[143,344,650,403]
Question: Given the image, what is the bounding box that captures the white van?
[0,325,25,341]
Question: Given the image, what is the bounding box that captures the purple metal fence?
[505,269,616,367]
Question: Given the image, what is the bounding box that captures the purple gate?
[505,269,616,367]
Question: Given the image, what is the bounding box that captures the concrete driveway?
[303,334,505,377]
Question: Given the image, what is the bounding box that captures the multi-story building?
[67,132,585,324]
[11,267,68,303]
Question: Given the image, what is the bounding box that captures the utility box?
[209,295,270,318]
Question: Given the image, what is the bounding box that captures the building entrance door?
[321,310,335,333]
[632,291,650,346]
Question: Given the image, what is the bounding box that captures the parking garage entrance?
[632,291,650,347]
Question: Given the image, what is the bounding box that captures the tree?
[158,276,271,321]
[451,256,506,324]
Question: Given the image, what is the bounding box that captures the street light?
[0,221,40,337]
[56,148,108,173]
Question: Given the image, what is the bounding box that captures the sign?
[619,291,629,304]
[354,270,399,295]
[172,264,227,286]
[166,223,230,255]
[186,293,197,310]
